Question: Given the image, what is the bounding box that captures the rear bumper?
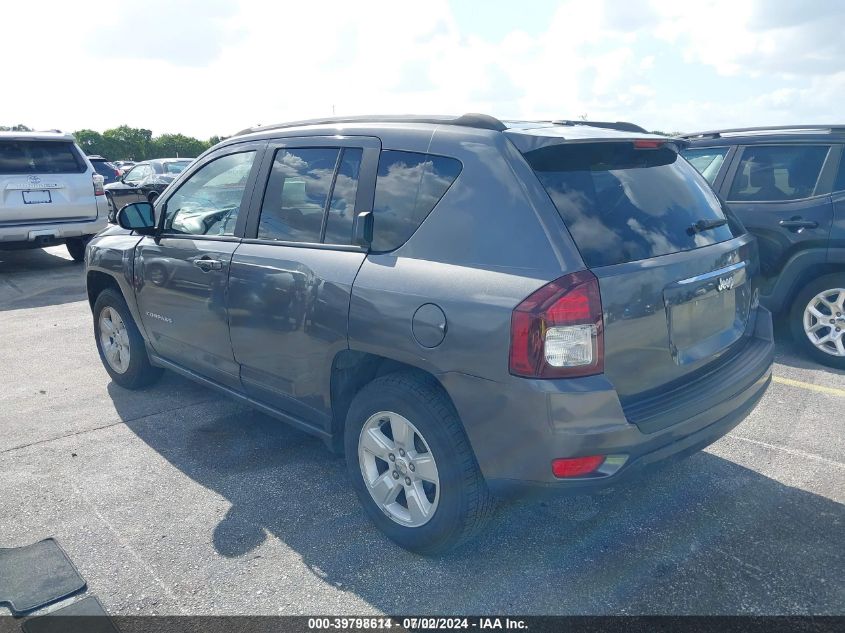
[0,213,108,247]
[441,306,774,496]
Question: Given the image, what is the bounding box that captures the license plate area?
[664,261,751,365]
[22,190,52,204]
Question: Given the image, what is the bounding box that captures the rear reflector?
[552,455,605,478]
[633,139,664,149]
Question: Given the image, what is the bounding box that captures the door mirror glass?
[117,202,156,233]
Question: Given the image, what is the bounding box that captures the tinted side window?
[728,145,829,201]
[323,148,362,244]
[371,151,462,252]
[259,148,340,243]
[164,151,256,236]
[680,147,729,184]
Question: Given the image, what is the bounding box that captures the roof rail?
[551,120,649,134]
[235,113,507,137]
[678,124,845,139]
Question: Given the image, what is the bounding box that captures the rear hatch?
[0,137,98,225]
[523,139,757,418]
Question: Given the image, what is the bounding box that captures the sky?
[1,0,843,139]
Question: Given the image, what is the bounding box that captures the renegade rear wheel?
[790,273,845,369]
[93,289,163,389]
[344,371,494,554]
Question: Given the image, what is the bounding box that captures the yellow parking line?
[773,375,845,398]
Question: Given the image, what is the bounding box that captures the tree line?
[1,124,226,161]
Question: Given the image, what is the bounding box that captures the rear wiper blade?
[689,218,727,234]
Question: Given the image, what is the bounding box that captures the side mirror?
[353,211,373,248]
[117,202,156,235]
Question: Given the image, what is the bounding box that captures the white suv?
[0,131,109,261]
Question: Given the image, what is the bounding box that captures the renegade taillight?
[93,174,105,196]
[509,270,604,378]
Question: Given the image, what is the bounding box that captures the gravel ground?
[0,246,843,616]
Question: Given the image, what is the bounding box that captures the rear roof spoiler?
[549,120,650,134]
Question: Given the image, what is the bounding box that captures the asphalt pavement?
[0,246,843,615]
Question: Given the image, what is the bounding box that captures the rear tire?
[789,273,845,369]
[344,371,494,554]
[93,288,163,389]
[65,237,88,262]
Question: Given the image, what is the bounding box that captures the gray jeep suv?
[681,126,845,368]
[85,114,774,553]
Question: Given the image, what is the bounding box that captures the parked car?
[1,131,108,261]
[681,125,845,368]
[112,160,136,175]
[87,155,121,185]
[85,114,773,553]
[104,158,194,221]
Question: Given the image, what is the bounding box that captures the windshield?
[525,142,737,268]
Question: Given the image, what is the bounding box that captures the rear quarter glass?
[0,140,87,174]
[525,142,737,268]
[371,150,462,252]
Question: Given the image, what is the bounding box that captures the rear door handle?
[779,218,818,231]
[194,258,223,271]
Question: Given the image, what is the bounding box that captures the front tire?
[789,273,845,369]
[93,289,163,389]
[344,372,494,554]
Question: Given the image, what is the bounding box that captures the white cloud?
[0,0,842,138]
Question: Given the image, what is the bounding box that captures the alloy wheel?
[357,411,440,527]
[99,306,131,373]
[803,287,845,357]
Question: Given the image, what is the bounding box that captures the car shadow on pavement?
[108,388,845,616]
[772,337,845,375]
[0,248,86,312]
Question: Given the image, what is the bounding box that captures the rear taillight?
[93,174,105,196]
[509,270,604,378]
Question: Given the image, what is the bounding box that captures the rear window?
[91,160,116,177]
[0,140,86,174]
[525,142,737,268]
[371,151,462,251]
[165,161,192,174]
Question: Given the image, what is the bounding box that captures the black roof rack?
[235,113,507,137]
[678,124,845,139]
[550,120,649,134]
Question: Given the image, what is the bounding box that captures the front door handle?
[194,258,223,271]
[779,218,819,231]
